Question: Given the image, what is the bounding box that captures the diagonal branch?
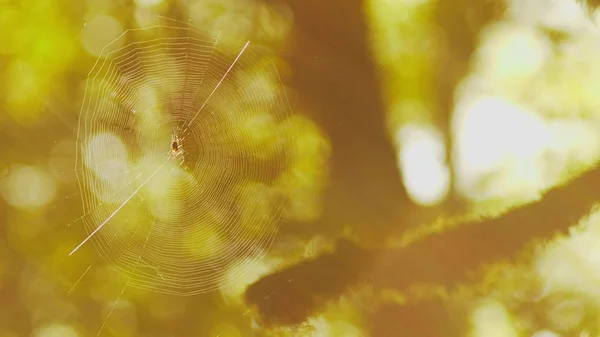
[246,0,600,329]
[246,162,600,326]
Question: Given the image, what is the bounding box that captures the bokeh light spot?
[531,331,560,337]
[81,14,124,57]
[477,23,550,84]
[84,132,129,182]
[135,0,163,7]
[454,95,550,198]
[470,300,517,337]
[397,124,449,206]
[1,165,57,209]
[33,324,78,337]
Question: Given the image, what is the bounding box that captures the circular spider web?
[74,17,295,295]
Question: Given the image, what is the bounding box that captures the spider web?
[72,16,295,296]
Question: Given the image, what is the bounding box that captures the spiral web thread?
[73,16,294,296]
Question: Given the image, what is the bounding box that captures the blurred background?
[4,0,600,336]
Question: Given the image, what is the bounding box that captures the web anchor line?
[181,40,251,137]
[68,158,170,256]
[68,265,92,294]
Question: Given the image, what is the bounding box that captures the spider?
[170,128,186,168]
[171,137,181,155]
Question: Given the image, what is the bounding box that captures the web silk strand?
[183,40,250,135]
[69,159,169,256]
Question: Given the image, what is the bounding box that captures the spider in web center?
[170,128,187,167]
[171,138,181,155]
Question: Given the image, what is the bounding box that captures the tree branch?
[247,163,600,326]
[246,0,600,330]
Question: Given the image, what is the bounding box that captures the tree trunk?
[276,0,419,245]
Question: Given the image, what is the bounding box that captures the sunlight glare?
[470,299,518,337]
[536,211,600,301]
[453,96,550,197]
[477,22,549,87]
[396,124,449,206]
[509,0,589,32]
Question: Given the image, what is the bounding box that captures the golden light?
[84,132,129,182]
[147,295,186,320]
[135,0,163,7]
[48,139,77,183]
[1,165,57,209]
[235,181,276,236]
[476,22,550,86]
[33,324,79,337]
[236,68,278,105]
[237,114,281,159]
[81,14,124,57]
[0,240,10,290]
[470,299,518,337]
[396,124,449,206]
[327,320,364,337]
[219,256,282,307]
[276,115,329,223]
[101,299,138,337]
[531,331,560,337]
[0,5,22,56]
[182,225,226,260]
[536,211,600,300]
[134,7,161,28]
[210,323,242,337]
[143,164,197,222]
[280,316,365,337]
[254,3,294,44]
[544,121,600,167]
[508,0,589,32]
[4,60,45,122]
[85,0,120,15]
[547,298,585,331]
[453,95,550,198]
[185,0,254,41]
